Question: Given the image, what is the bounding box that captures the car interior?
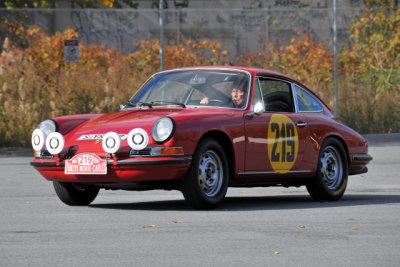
[263,91,294,112]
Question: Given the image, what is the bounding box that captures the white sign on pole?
[64,39,79,62]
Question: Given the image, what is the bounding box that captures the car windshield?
[127,69,250,109]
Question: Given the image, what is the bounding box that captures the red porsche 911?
[31,66,372,209]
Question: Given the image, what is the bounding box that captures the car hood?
[62,108,184,156]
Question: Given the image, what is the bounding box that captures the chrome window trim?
[255,75,295,113]
[291,82,300,113]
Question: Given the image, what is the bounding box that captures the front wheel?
[306,138,348,201]
[53,181,99,206]
[181,138,229,209]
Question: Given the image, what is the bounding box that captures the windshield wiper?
[137,102,154,108]
[120,101,136,110]
[122,101,154,109]
[124,101,136,108]
[151,101,186,108]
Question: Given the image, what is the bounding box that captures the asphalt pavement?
[0,134,399,267]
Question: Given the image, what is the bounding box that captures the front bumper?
[31,156,192,183]
[349,153,373,175]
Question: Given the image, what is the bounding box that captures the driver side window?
[258,78,294,113]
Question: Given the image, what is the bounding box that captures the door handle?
[296,122,308,127]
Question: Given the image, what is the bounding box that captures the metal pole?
[159,0,164,71]
[177,9,180,45]
[333,0,338,117]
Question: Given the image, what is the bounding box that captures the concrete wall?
[0,0,365,58]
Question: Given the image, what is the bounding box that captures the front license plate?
[65,153,107,175]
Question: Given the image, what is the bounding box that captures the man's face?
[231,87,245,106]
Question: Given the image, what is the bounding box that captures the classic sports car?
[31,66,372,209]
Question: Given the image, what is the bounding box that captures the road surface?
[0,136,399,266]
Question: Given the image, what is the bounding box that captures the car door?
[243,76,310,175]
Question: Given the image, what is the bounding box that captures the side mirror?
[253,102,264,115]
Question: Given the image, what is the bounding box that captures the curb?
[363,133,400,146]
[0,147,33,158]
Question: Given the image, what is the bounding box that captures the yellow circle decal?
[267,114,299,174]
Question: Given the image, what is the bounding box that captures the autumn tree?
[339,0,400,133]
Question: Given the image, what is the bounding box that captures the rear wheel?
[181,138,229,209]
[306,138,348,201]
[53,181,99,206]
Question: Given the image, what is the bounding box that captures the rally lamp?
[102,132,121,154]
[45,132,65,155]
[32,129,46,152]
[128,128,149,150]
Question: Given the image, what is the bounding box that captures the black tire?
[306,137,348,201]
[53,181,99,206]
[181,138,229,209]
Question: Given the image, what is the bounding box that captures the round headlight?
[128,128,149,150]
[102,132,121,154]
[37,119,57,136]
[32,129,46,151]
[45,132,65,155]
[152,117,175,143]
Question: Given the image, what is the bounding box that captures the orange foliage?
[1,5,400,147]
[132,39,228,76]
[0,27,228,146]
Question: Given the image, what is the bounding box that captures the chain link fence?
[0,5,364,58]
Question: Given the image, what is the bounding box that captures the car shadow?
[89,193,400,211]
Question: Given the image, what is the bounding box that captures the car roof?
[168,65,301,85]
[159,66,331,112]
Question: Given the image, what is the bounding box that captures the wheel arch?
[181,130,231,209]
[197,130,234,181]
[322,134,351,167]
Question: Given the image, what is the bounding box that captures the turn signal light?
[150,147,184,156]
[160,147,184,155]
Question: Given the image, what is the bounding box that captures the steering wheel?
[208,99,225,105]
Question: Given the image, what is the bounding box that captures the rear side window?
[294,85,323,112]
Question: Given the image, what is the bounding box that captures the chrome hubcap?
[198,150,223,197]
[320,146,343,190]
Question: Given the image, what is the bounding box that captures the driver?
[200,82,247,108]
